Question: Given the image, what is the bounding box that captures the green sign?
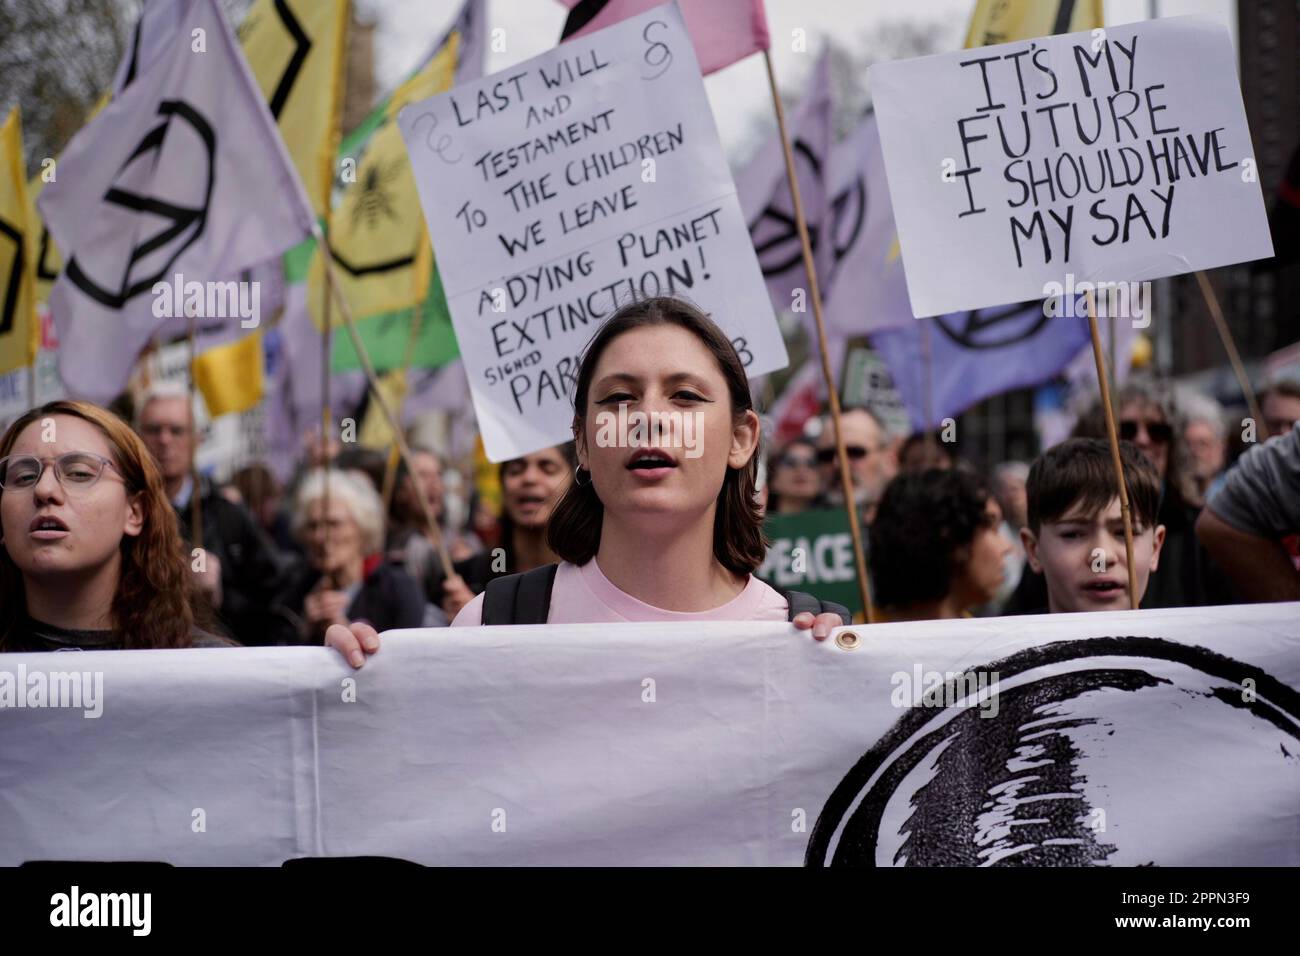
[757,508,862,616]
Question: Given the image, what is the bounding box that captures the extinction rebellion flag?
[38,0,317,405]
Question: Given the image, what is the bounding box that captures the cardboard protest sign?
[869,17,1275,318]
[757,508,861,616]
[399,1,785,461]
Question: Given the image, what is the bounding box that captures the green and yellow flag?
[329,261,459,373]
[308,30,461,329]
[965,0,1104,48]
[0,108,38,376]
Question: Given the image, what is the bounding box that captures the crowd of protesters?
[1,296,1298,657]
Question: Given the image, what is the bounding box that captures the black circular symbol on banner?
[934,302,1048,350]
[805,636,1300,867]
[63,99,215,310]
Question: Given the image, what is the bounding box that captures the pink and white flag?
[557,0,768,75]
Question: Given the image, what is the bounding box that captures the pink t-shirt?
[451,559,789,625]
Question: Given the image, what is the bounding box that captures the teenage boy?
[1021,438,1166,613]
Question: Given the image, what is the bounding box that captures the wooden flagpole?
[318,3,351,570]
[1107,308,1117,393]
[1085,289,1138,609]
[316,223,454,578]
[1194,270,1264,429]
[763,49,876,624]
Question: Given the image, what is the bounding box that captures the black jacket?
[173,477,288,645]
[269,558,426,644]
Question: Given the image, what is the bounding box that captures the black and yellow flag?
[1,108,38,375]
[965,0,1104,47]
[307,30,461,328]
[189,0,348,416]
[239,0,349,218]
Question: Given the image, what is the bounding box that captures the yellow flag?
[308,31,460,329]
[27,176,60,307]
[192,329,265,418]
[239,0,349,217]
[965,0,1104,47]
[185,0,348,416]
[0,108,38,375]
[357,367,410,449]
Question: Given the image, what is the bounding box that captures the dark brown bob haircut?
[1026,438,1161,534]
[545,296,766,574]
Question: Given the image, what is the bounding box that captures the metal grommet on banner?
[835,631,861,651]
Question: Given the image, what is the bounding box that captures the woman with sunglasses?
[326,297,847,668]
[764,439,823,515]
[1003,379,1229,611]
[0,401,227,651]
[1080,380,1231,607]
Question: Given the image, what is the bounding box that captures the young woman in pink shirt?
[327,296,847,668]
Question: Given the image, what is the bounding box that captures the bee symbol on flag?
[351,158,405,231]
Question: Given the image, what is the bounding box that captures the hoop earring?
[574,466,591,487]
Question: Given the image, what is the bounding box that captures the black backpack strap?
[481,564,559,625]
[782,589,852,627]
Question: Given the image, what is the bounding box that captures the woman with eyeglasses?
[325,296,848,668]
[0,401,228,652]
[764,439,823,515]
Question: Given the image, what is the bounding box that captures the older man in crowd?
[815,406,898,525]
[135,383,286,645]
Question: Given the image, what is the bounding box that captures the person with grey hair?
[270,468,425,643]
[814,406,898,525]
[1180,392,1228,502]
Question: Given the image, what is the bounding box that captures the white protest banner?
[397,0,786,461]
[4,602,1298,866]
[869,17,1275,318]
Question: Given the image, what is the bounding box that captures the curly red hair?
[0,400,199,649]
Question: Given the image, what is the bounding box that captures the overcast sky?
[361,0,1237,160]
